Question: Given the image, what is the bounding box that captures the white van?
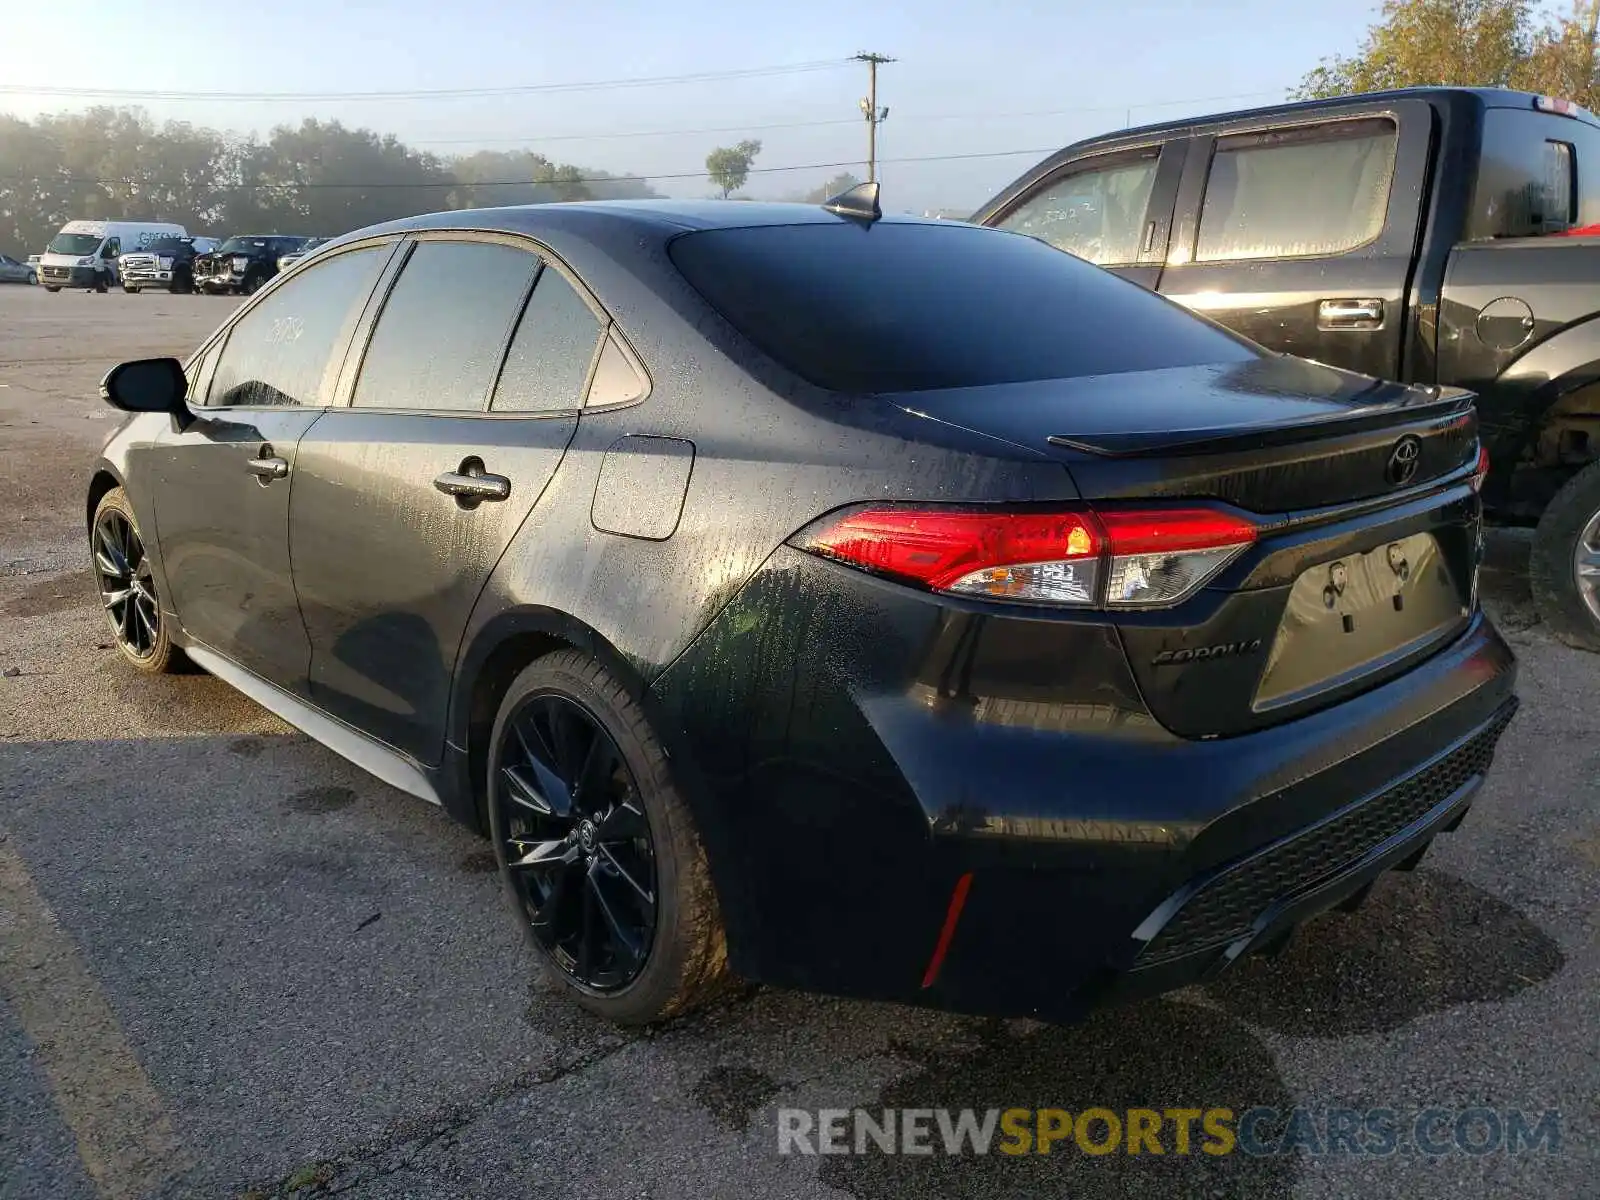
[37,220,189,292]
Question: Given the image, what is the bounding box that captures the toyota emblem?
[1385,435,1422,486]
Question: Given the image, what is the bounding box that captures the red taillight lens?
[1471,444,1490,493]
[797,508,1103,604]
[794,504,1256,608]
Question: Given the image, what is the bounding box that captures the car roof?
[346,199,950,241]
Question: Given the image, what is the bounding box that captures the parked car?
[0,254,36,284]
[193,234,312,294]
[277,237,328,273]
[975,86,1600,652]
[119,236,212,293]
[88,196,1517,1027]
[37,220,188,292]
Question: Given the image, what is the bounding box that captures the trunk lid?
[883,356,1484,738]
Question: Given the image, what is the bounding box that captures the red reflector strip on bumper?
[921,871,974,989]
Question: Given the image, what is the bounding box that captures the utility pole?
[853,52,894,183]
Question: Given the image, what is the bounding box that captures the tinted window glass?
[184,343,219,406]
[490,266,603,413]
[996,153,1158,265]
[1195,119,1396,261]
[209,245,387,408]
[669,222,1256,393]
[354,240,537,412]
[1469,109,1588,237]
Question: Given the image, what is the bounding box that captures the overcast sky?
[2,0,1385,214]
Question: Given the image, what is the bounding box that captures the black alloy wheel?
[91,488,180,673]
[495,692,658,993]
[487,651,730,1024]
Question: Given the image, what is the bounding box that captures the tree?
[705,139,761,199]
[0,105,660,256]
[1295,0,1531,98]
[803,172,862,204]
[1295,0,1600,108]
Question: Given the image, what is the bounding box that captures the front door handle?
[1317,298,1385,330]
[434,467,511,503]
[246,446,289,480]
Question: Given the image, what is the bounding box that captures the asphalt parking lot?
[0,281,1596,1199]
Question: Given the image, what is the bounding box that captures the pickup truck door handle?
[1317,298,1385,330]
[434,468,511,502]
[246,446,289,481]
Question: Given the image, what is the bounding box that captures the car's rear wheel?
[1531,458,1600,652]
[91,488,181,673]
[487,650,729,1025]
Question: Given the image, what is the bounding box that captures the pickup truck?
[974,86,1600,651]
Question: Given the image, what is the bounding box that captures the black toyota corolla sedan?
[88,192,1518,1026]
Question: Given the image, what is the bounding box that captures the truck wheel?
[123,285,140,294]
[44,286,59,293]
[243,272,266,295]
[1530,458,1600,652]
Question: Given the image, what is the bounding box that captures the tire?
[44,286,59,293]
[26,271,35,286]
[487,650,730,1025]
[1531,460,1600,651]
[93,272,108,294]
[172,270,193,295]
[243,272,266,295]
[123,285,140,294]
[90,487,184,674]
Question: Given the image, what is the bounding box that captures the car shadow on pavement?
[1203,867,1565,1037]
[815,1000,1299,1200]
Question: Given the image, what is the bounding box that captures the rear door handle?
[434,469,511,502]
[246,446,289,480]
[1317,298,1385,330]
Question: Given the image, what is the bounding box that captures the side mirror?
[101,357,188,416]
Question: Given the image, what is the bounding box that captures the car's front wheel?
[487,650,730,1025]
[90,487,182,673]
[1531,458,1600,652]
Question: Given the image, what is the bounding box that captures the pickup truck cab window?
[993,151,1159,266]
[1195,118,1398,262]
[1468,109,1590,238]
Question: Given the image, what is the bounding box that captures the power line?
[0,147,1065,192]
[0,59,851,103]
[399,88,1293,149]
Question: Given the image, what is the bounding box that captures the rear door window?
[1469,108,1592,237]
[1195,118,1397,261]
[993,152,1159,265]
[669,221,1256,394]
[353,239,538,413]
[208,245,388,408]
[489,266,605,413]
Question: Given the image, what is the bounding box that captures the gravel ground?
[0,283,1595,1199]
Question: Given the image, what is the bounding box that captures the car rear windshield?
[668,221,1258,393]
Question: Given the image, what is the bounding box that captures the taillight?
[794,504,1256,608]
[1471,444,1490,493]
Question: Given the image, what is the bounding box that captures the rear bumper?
[649,547,1518,1021]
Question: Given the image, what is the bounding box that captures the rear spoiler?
[1046,386,1476,459]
